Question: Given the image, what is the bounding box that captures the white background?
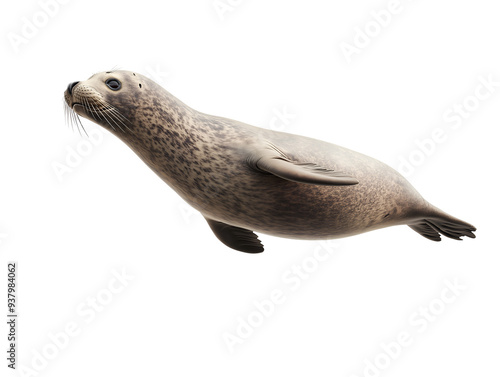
[1,0,499,376]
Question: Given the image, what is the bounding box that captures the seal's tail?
[408,207,476,241]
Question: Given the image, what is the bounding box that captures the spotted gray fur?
[64,70,476,252]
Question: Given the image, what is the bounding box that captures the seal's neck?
[113,87,212,196]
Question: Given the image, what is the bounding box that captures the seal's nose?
[67,81,79,95]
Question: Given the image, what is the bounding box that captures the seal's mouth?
[72,102,83,109]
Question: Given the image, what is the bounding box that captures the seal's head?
[64,70,148,134]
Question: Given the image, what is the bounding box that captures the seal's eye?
[105,78,121,91]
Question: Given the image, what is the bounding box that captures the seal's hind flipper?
[408,222,442,241]
[205,218,264,253]
[408,215,476,242]
[250,142,359,186]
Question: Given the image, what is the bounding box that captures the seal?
[63,70,476,253]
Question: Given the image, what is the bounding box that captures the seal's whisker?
[63,97,86,137]
[64,102,68,128]
[87,99,102,121]
[63,100,75,133]
[107,107,130,132]
[70,110,81,136]
[100,105,124,132]
[76,100,89,137]
[74,110,84,137]
[102,99,131,129]
[107,112,125,133]
[69,109,77,133]
[101,109,117,131]
[62,99,66,121]
[95,97,131,132]
[86,99,97,121]
[67,107,72,132]
[63,100,70,131]
[108,106,129,124]
[96,101,116,131]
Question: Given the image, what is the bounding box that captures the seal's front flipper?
[250,142,358,186]
[205,218,264,253]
